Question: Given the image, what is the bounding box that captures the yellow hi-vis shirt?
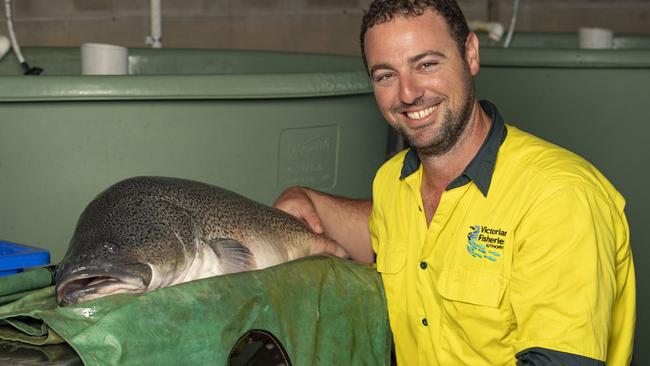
[369,102,635,365]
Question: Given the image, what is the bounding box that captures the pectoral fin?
[206,238,257,274]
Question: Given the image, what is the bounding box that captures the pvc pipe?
[468,21,505,43]
[146,0,163,48]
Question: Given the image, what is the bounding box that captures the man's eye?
[420,62,437,71]
[375,73,393,82]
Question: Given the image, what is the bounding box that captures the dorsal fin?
[206,238,257,274]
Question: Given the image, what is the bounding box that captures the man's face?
[364,10,479,157]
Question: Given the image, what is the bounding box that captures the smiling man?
[274,0,636,365]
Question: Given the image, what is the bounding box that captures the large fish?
[55,176,347,306]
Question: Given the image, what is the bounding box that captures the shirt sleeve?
[509,183,634,362]
[516,347,605,365]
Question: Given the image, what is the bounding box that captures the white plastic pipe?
[146,0,162,48]
[468,21,505,44]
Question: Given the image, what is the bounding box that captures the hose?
[503,0,520,48]
[4,0,42,74]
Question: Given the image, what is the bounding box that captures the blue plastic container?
[0,240,50,277]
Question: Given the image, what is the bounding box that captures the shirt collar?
[399,100,507,197]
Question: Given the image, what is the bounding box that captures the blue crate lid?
[0,240,51,272]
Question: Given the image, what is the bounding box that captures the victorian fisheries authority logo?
[467,225,507,262]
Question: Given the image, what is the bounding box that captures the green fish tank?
[0,47,388,264]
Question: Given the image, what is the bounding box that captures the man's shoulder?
[501,125,595,176]
[499,125,622,204]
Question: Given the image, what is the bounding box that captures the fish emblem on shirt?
[466,225,503,262]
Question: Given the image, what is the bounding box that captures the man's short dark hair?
[360,0,470,72]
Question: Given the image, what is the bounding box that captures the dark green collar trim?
[399,100,507,197]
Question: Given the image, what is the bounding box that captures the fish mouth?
[56,266,151,306]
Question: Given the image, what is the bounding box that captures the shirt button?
[420,261,427,270]
[422,318,428,326]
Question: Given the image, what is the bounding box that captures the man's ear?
[465,32,480,76]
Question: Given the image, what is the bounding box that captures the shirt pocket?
[437,266,508,307]
[375,240,408,314]
[436,267,513,363]
[376,240,407,274]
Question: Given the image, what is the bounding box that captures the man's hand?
[274,186,374,264]
[273,186,324,234]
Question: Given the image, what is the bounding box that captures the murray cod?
[55,176,347,306]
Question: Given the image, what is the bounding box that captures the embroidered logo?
[467,225,506,262]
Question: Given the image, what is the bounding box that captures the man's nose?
[398,74,424,105]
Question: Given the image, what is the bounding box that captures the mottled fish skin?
[55,176,345,306]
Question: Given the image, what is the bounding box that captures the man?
[274,0,636,364]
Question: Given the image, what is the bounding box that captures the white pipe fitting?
[468,21,505,44]
[145,0,162,48]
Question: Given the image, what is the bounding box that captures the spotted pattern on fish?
[54,176,345,306]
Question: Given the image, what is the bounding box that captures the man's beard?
[395,77,475,157]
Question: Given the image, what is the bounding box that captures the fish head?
[54,244,152,306]
[55,182,200,306]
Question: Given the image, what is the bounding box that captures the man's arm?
[510,184,634,365]
[273,186,374,264]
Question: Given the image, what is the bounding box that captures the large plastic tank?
[0,48,387,263]
[475,32,649,365]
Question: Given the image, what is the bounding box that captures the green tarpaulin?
[0,256,390,365]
